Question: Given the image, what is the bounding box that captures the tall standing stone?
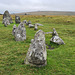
[24,30,47,67]
[14,23,26,41]
[15,15,21,24]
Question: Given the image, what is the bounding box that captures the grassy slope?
[0,15,75,75]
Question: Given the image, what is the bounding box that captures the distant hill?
[14,11,75,15]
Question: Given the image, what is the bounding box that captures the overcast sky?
[0,0,75,13]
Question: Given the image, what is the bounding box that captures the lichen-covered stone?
[14,23,26,41]
[50,28,65,45]
[24,30,47,67]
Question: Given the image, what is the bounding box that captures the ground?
[0,15,75,75]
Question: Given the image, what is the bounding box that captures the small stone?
[29,24,34,28]
[3,10,13,23]
[24,30,47,67]
[50,28,65,45]
[52,28,58,36]
[34,24,38,30]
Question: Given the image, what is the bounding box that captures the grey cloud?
[0,0,75,14]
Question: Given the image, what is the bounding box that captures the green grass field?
[0,15,75,75]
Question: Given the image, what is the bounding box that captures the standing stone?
[50,28,65,45]
[24,30,47,67]
[15,15,21,24]
[34,24,38,30]
[12,25,17,35]
[26,20,31,25]
[3,10,13,23]
[14,23,26,41]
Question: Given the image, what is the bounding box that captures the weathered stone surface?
[29,24,34,28]
[3,18,10,27]
[24,30,47,67]
[12,25,17,35]
[3,10,13,23]
[14,23,26,41]
[50,28,65,45]
[15,16,20,24]
[34,24,38,30]
[26,21,31,25]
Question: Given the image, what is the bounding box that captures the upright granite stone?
[24,30,47,67]
[14,23,26,41]
[15,16,21,24]
[3,10,13,23]
[50,28,65,45]
[12,25,17,35]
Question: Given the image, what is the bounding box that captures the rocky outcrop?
[50,28,65,45]
[24,30,47,67]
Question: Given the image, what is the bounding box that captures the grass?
[0,15,75,75]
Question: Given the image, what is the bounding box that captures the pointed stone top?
[52,28,58,36]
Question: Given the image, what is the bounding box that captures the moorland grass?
[0,15,75,75]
